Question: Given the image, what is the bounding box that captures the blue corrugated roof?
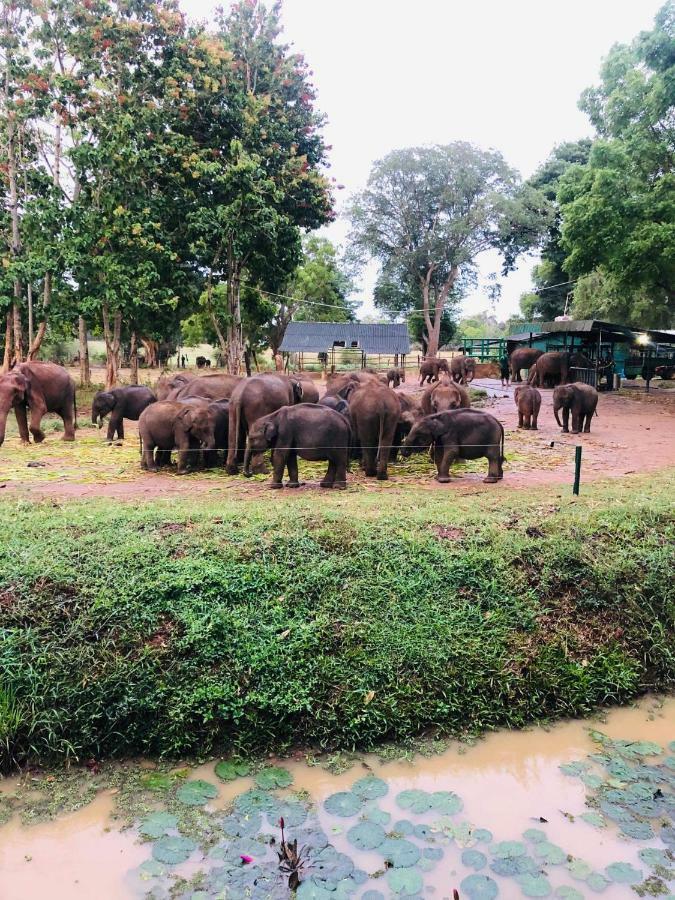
[280,322,410,354]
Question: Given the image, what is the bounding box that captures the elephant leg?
[270,449,286,487]
[15,405,30,443]
[583,412,592,433]
[435,446,455,483]
[376,423,396,480]
[518,411,524,428]
[484,451,501,483]
[334,456,348,489]
[361,438,377,477]
[61,402,76,441]
[107,410,121,442]
[561,408,570,433]
[320,459,336,488]
[571,407,581,434]
[532,411,538,430]
[29,402,47,443]
[142,442,157,472]
[286,451,301,487]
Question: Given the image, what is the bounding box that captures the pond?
[1,696,674,899]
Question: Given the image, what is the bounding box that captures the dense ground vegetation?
[0,474,672,771]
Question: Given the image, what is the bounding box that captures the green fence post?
[573,445,582,496]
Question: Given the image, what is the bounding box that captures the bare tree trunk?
[78,316,91,387]
[422,265,458,358]
[102,304,122,389]
[129,330,138,384]
[27,282,33,349]
[28,273,51,359]
[226,248,243,375]
[12,299,23,363]
[2,312,12,373]
[139,337,158,368]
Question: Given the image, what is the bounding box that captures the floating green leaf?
[639,848,672,867]
[395,789,432,813]
[362,893,385,900]
[431,790,463,814]
[234,788,275,815]
[362,804,390,826]
[523,828,547,843]
[462,849,487,870]
[392,819,414,835]
[586,871,611,892]
[461,873,499,899]
[620,821,654,840]
[215,759,251,782]
[347,821,386,850]
[581,772,604,789]
[493,840,527,859]
[254,766,293,790]
[139,812,178,839]
[559,762,587,777]
[352,776,388,800]
[517,873,552,897]
[379,837,421,868]
[555,888,584,899]
[567,859,592,880]
[413,823,432,841]
[267,798,308,827]
[176,779,218,806]
[534,841,566,865]
[324,791,361,818]
[140,772,174,792]
[137,859,166,879]
[604,862,642,883]
[491,856,537,877]
[152,835,197,865]
[423,847,443,861]
[580,811,606,828]
[474,828,493,843]
[661,826,675,845]
[387,869,423,895]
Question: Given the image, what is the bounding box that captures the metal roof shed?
[280,322,410,354]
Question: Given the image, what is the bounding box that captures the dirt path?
[1,379,673,501]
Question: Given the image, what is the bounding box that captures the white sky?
[188,0,664,321]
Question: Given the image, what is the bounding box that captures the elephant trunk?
[243,442,253,477]
[0,408,8,447]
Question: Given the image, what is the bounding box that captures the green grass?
[0,474,673,770]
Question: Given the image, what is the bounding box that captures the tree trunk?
[226,253,243,375]
[140,337,158,368]
[421,265,458,358]
[1,312,12,373]
[129,331,138,384]
[274,352,284,371]
[28,272,51,359]
[78,316,91,387]
[102,304,122,389]
[243,347,252,377]
[27,282,33,349]
[12,299,23,364]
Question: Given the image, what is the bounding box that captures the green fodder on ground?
[0,474,673,770]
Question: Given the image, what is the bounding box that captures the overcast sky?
[190,0,664,321]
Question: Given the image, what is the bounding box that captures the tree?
[348,143,549,357]
[558,2,675,326]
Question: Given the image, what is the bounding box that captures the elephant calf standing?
[553,383,598,434]
[419,358,450,385]
[402,408,505,483]
[138,401,217,474]
[246,403,351,489]
[91,385,156,441]
[513,385,541,430]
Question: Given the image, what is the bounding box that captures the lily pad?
[215,759,251,782]
[220,811,262,837]
[555,888,584,900]
[559,761,587,777]
[604,861,642,883]
[379,837,421,868]
[395,789,432,814]
[423,847,444,861]
[639,847,672,867]
[490,856,537,877]
[140,771,175,792]
[362,804,390,826]
[176,779,218,806]
[387,869,423,895]
[392,819,414,836]
[620,821,654,840]
[661,826,675,846]
[580,772,603,789]
[352,775,388,800]
[362,893,385,900]
[474,828,493,843]
[460,873,499,899]
[234,788,276,815]
[586,871,611,892]
[347,821,386,850]
[567,859,592,880]
[431,790,463,814]
[324,791,362,818]
[254,766,293,790]
[492,840,527,859]
[462,849,487,870]
[139,812,178,838]
[267,798,308,827]
[517,873,552,897]
[137,859,166,879]
[152,835,197,865]
[523,828,547,843]
[310,846,355,888]
[580,811,606,828]
[534,841,566,865]
[413,823,432,841]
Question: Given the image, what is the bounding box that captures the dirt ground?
[1,375,674,501]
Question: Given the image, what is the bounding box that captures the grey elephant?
[319,395,351,418]
[226,374,303,474]
[387,368,404,388]
[155,371,195,400]
[91,385,156,441]
[402,408,505,483]
[513,384,541,430]
[509,347,543,383]
[528,351,592,388]
[345,382,400,479]
[171,373,242,402]
[450,355,476,384]
[0,361,76,447]
[553,382,598,433]
[420,379,470,415]
[138,400,217,473]
[325,371,380,397]
[419,358,451,385]
[246,403,351,489]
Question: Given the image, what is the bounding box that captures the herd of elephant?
[0,349,600,489]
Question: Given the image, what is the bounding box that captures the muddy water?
[1,696,673,899]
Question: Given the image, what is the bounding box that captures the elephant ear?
[263,420,278,442]
[427,414,447,437]
[290,380,303,403]
[176,407,196,430]
[341,381,358,401]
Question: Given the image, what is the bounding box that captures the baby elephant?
[402,408,505,483]
[246,403,351,489]
[138,400,217,474]
[553,382,598,434]
[513,385,541,430]
[387,367,404,388]
[91,385,156,441]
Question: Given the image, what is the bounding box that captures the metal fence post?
[573,445,582,495]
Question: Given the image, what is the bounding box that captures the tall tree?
[558,2,675,326]
[348,143,548,357]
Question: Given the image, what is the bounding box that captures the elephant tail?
[554,408,562,428]
[377,409,386,463]
[500,423,506,463]
[73,389,78,430]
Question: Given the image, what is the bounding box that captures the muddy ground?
[0,377,673,501]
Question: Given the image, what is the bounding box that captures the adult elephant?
[345,382,400,480]
[325,371,379,397]
[420,380,470,415]
[226,374,303,474]
[245,404,351,488]
[0,361,76,447]
[419,357,450,385]
[528,350,593,388]
[91,385,156,441]
[509,347,543,383]
[171,373,242,402]
[156,372,195,400]
[138,400,217,474]
[450,355,476,384]
[553,383,598,434]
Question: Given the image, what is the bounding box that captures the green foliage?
[0,477,673,769]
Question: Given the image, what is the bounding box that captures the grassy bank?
[0,475,673,770]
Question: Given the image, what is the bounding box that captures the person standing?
[499,352,510,388]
